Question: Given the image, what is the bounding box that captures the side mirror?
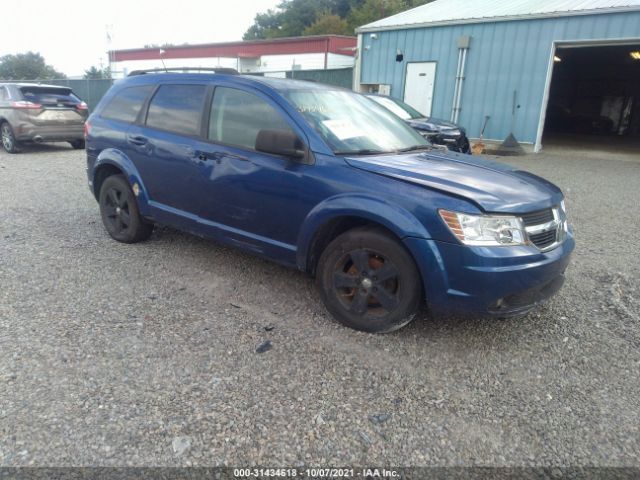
[255,129,306,160]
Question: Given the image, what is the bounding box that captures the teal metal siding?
[359,11,640,143]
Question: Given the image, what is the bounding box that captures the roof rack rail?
[128,67,239,76]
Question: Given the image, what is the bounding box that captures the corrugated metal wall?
[359,11,640,144]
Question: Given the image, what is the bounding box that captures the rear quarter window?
[101,85,154,123]
[145,84,206,136]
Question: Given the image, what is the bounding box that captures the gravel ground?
[0,143,639,467]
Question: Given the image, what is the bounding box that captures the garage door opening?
[541,43,640,153]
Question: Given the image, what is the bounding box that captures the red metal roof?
[112,35,357,62]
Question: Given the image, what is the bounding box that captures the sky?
[0,0,281,77]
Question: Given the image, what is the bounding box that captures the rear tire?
[316,226,422,333]
[70,139,85,150]
[1,122,20,154]
[99,174,153,243]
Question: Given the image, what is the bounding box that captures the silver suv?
[0,83,88,153]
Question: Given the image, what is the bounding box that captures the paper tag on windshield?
[322,119,364,140]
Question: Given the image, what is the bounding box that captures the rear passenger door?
[126,83,208,216]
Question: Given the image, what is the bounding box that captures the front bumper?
[404,232,575,317]
[422,132,470,154]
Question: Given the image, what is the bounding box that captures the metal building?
[355,0,640,152]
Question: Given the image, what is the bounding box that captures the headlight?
[439,210,527,246]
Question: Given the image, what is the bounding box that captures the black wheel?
[99,174,153,243]
[70,139,85,149]
[1,122,20,154]
[316,227,422,333]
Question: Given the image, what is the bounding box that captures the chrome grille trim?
[521,208,554,226]
[521,206,566,252]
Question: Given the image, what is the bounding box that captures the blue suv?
[85,69,574,333]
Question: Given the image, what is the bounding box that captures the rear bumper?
[14,124,84,142]
[404,232,575,317]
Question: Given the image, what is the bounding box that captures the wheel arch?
[92,149,151,216]
[297,194,432,276]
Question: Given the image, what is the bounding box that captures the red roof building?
[110,35,357,77]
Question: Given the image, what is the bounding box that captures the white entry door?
[403,62,437,116]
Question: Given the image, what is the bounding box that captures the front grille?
[528,229,557,249]
[521,208,554,226]
[521,206,562,250]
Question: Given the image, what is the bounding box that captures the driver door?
[194,86,315,259]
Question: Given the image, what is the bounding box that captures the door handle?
[127,135,148,146]
[195,152,214,163]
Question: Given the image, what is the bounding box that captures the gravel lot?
[1,143,639,467]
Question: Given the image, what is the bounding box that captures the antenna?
[159,49,168,72]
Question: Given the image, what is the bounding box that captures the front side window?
[284,89,428,155]
[208,87,293,150]
[0,87,7,101]
[101,85,154,123]
[146,84,206,136]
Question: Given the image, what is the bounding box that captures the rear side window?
[208,87,292,150]
[0,87,7,101]
[146,84,206,136]
[101,85,153,123]
[20,87,80,105]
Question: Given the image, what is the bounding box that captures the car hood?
[344,151,563,213]
[407,117,463,134]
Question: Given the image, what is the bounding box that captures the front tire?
[1,122,20,154]
[316,227,422,333]
[99,174,153,243]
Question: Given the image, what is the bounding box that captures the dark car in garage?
[366,94,471,154]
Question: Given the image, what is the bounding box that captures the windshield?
[368,95,424,120]
[283,89,428,155]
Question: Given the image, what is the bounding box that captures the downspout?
[353,33,363,92]
[451,35,471,124]
[450,48,463,122]
[324,37,329,69]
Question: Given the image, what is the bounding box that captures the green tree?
[243,0,433,40]
[83,66,112,80]
[303,12,350,36]
[243,9,285,40]
[347,0,412,32]
[0,52,66,80]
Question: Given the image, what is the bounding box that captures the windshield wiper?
[333,148,392,156]
[397,144,434,153]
